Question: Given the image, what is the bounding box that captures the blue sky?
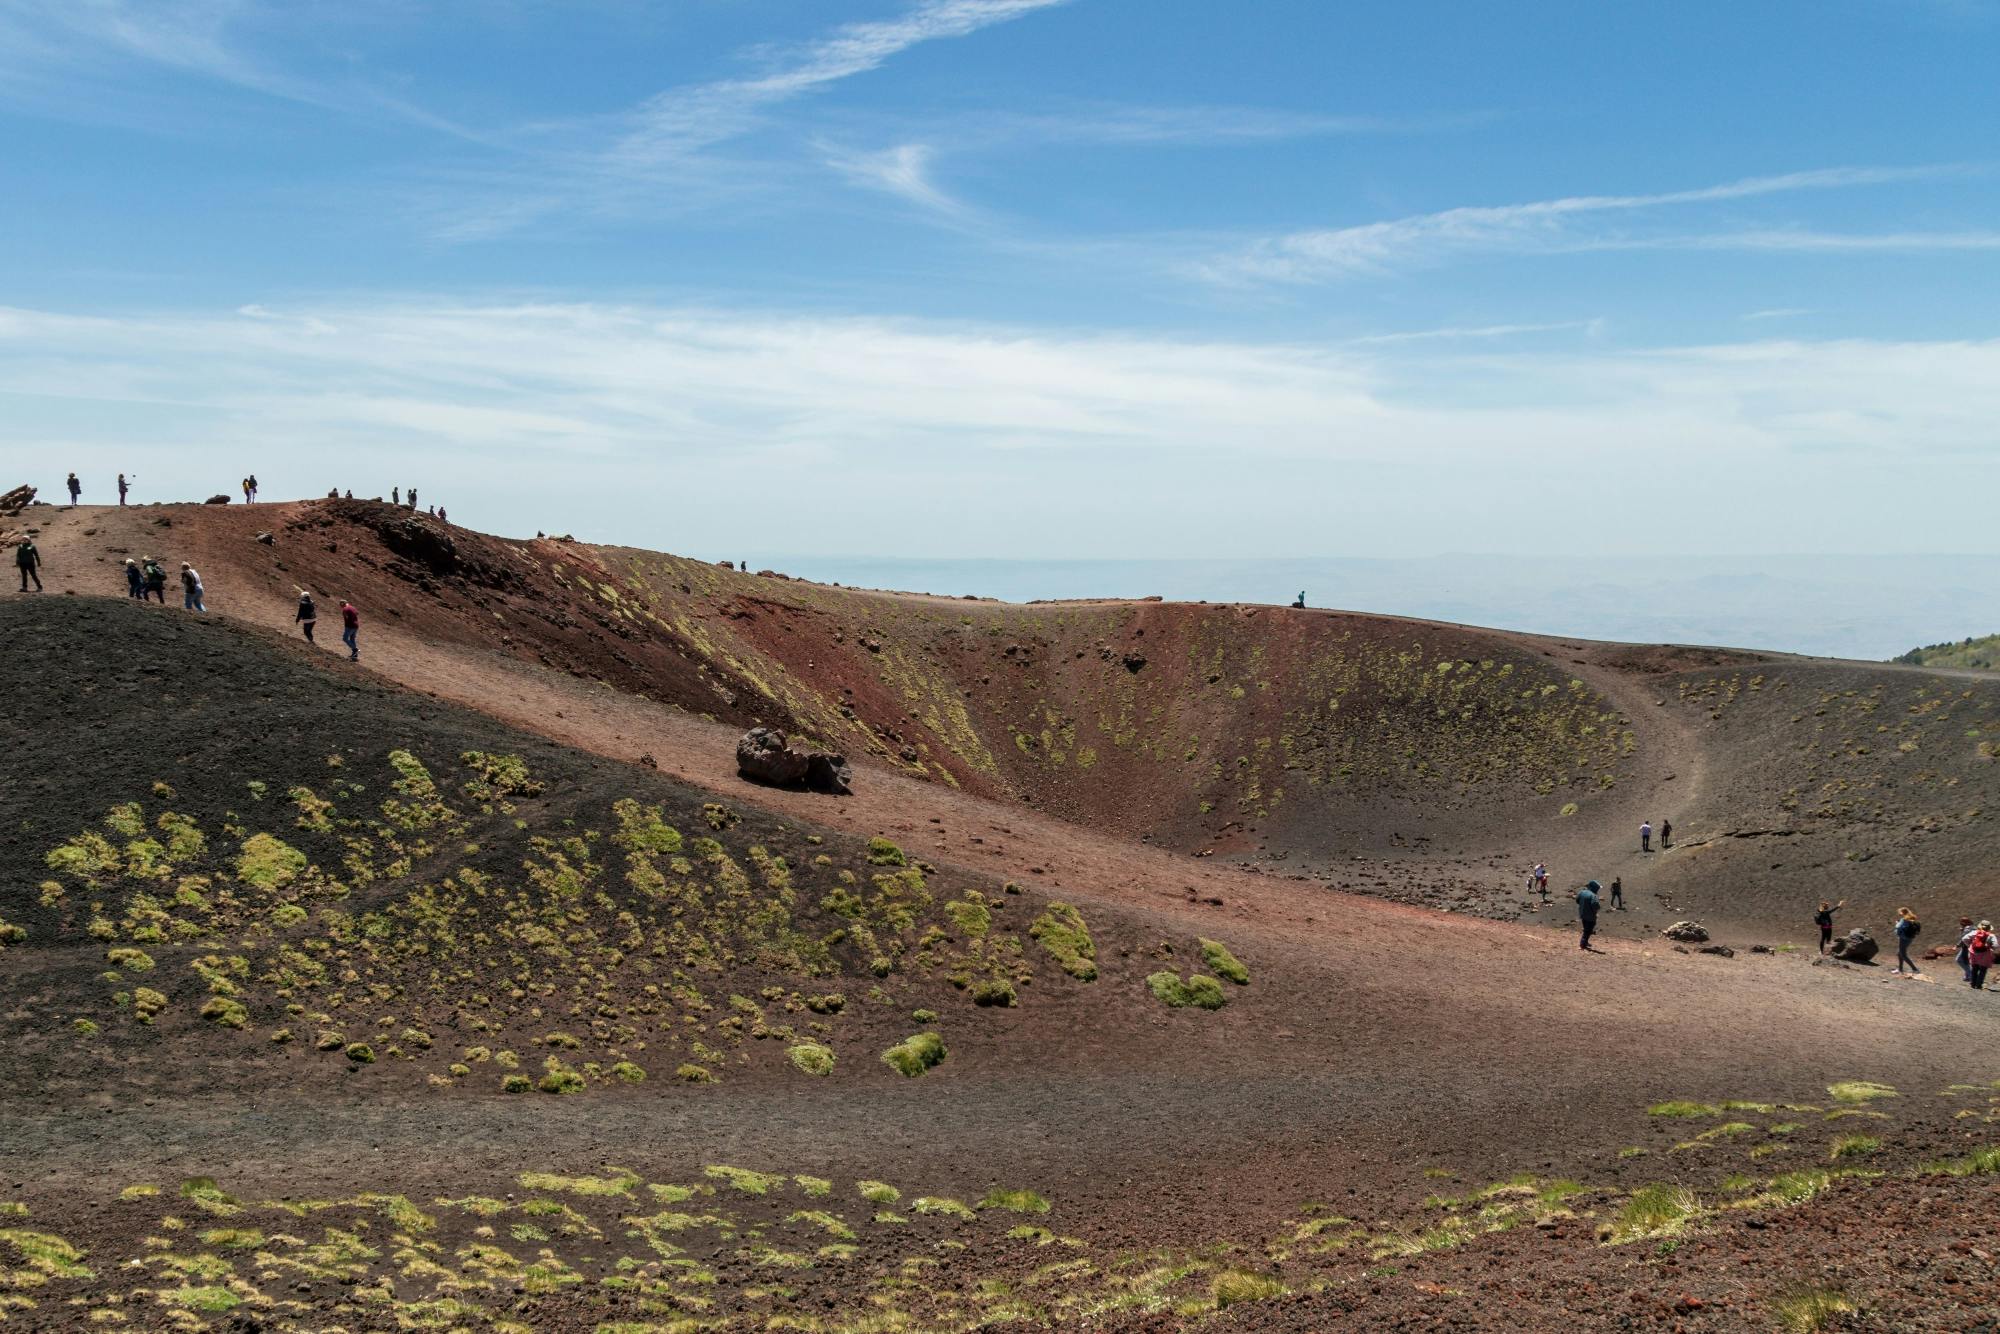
[2,0,1998,558]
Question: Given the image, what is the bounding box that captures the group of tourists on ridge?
[1814,900,1997,989]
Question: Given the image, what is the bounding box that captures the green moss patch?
[1029,903,1096,981]
[1147,972,1226,1010]
[1199,938,1249,985]
[882,1032,946,1078]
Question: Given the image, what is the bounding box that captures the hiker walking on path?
[179,562,205,612]
[296,591,318,642]
[1532,862,1549,902]
[1577,881,1602,950]
[123,559,143,599]
[15,538,42,591]
[1890,908,1922,976]
[141,556,167,603]
[340,599,360,662]
[1955,918,1977,983]
[1660,818,1672,848]
[1966,921,1996,991]
[1609,876,1625,910]
[1639,820,1652,853]
[1816,899,1845,955]
[65,472,80,504]
[117,473,129,505]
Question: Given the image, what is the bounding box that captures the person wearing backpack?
[1890,908,1922,976]
[1815,899,1845,955]
[1967,921,1997,991]
[141,556,167,603]
[65,472,80,504]
[295,590,318,642]
[14,538,42,592]
[1576,881,1602,950]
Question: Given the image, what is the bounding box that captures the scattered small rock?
[255,531,275,545]
[1698,944,1735,958]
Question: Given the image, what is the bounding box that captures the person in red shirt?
[340,600,360,662]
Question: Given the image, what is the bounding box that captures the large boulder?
[736,728,852,796]
[1661,921,1710,943]
[1830,928,1879,964]
[0,484,34,515]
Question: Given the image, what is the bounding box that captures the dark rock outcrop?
[736,727,852,795]
[1830,928,1879,964]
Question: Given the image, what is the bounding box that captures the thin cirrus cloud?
[822,141,977,220]
[603,0,1073,169]
[1201,163,1983,285]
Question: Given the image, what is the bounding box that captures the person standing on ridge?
[1577,881,1602,950]
[124,558,143,599]
[1966,921,1996,990]
[179,562,205,612]
[296,590,318,642]
[1291,591,1306,608]
[141,556,167,603]
[340,599,360,662]
[1890,908,1922,976]
[392,486,400,506]
[1640,820,1652,853]
[1608,876,1625,910]
[117,473,129,505]
[15,538,42,591]
[65,472,80,505]
[241,477,251,504]
[408,486,418,510]
[248,474,258,503]
[1815,899,1845,955]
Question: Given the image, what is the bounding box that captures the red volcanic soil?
[6,500,2000,1328]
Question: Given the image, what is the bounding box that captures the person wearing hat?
[1576,880,1602,950]
[123,558,143,598]
[179,562,205,612]
[295,589,318,642]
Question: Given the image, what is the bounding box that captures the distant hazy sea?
[764,555,2000,663]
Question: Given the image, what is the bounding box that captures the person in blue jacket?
[1890,908,1922,976]
[1577,881,1602,951]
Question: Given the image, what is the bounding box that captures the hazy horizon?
[764,552,2000,662]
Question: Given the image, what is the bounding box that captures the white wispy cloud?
[606,0,1072,169]
[4,300,1998,556]
[1344,319,1603,346]
[823,142,974,218]
[1204,164,1980,284]
[0,0,490,140]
